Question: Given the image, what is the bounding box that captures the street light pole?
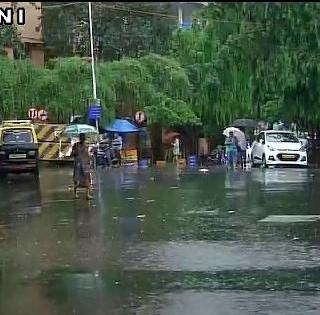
[88,1,97,100]
[178,4,183,28]
[88,1,100,133]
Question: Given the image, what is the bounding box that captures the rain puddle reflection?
[0,166,320,314]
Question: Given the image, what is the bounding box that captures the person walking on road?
[172,136,180,166]
[224,131,238,169]
[71,133,93,200]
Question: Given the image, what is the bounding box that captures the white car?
[251,130,308,168]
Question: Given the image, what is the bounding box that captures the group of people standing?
[98,133,123,167]
[224,130,248,169]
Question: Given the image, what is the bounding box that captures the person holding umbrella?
[224,131,238,169]
[172,135,180,166]
[71,133,93,200]
[236,126,247,168]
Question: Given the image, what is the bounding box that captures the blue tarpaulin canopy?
[104,118,140,133]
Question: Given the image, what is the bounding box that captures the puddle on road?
[0,167,320,314]
[120,240,320,272]
[259,215,320,223]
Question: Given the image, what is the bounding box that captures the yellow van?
[0,120,39,177]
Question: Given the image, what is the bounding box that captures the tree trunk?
[150,123,164,162]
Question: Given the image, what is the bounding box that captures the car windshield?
[266,132,299,143]
[3,130,33,144]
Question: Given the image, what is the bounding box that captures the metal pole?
[88,1,97,100]
[88,1,99,133]
[178,4,183,28]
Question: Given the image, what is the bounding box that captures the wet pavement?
[0,165,320,314]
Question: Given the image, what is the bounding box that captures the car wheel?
[0,171,8,180]
[32,166,39,177]
[251,155,258,167]
[262,155,268,168]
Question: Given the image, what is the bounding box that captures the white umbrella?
[222,127,246,149]
[62,124,98,136]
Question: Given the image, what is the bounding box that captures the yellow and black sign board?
[33,123,69,143]
[38,142,72,161]
[33,123,74,162]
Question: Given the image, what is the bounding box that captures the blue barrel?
[188,155,197,167]
[139,159,149,168]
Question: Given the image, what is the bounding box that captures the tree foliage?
[171,2,320,131]
[0,55,199,127]
[3,3,320,133]
[43,2,176,60]
[0,26,25,58]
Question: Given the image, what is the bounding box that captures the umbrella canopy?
[162,132,180,144]
[62,124,98,136]
[223,127,246,149]
[232,118,257,128]
[104,119,140,133]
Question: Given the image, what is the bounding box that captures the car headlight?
[28,150,36,156]
[0,151,5,155]
[299,146,306,152]
[267,145,276,151]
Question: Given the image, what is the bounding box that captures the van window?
[3,129,34,144]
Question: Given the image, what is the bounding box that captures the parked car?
[251,130,308,168]
[0,120,39,177]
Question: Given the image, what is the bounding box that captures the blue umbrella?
[104,119,140,133]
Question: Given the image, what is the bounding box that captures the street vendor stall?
[103,118,140,166]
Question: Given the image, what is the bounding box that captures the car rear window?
[3,129,34,144]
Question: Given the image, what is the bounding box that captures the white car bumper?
[266,151,307,166]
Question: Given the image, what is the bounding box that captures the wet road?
[0,165,320,314]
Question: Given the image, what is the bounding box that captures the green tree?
[0,54,199,128]
[0,26,25,58]
[42,2,176,60]
[171,2,320,131]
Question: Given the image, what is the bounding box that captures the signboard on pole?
[28,108,48,122]
[28,108,37,120]
[135,111,146,124]
[87,105,102,120]
[37,109,48,122]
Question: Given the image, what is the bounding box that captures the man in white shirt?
[112,133,123,165]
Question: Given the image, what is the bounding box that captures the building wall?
[27,43,44,67]
[0,2,44,67]
[16,2,42,44]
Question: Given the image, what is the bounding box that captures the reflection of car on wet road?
[0,120,39,177]
[251,130,308,168]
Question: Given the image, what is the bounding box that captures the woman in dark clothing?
[71,133,93,200]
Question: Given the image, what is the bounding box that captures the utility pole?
[88,1,100,132]
[88,1,97,100]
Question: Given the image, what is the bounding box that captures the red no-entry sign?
[28,108,48,121]
[37,109,48,121]
[28,108,37,120]
[135,111,146,124]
